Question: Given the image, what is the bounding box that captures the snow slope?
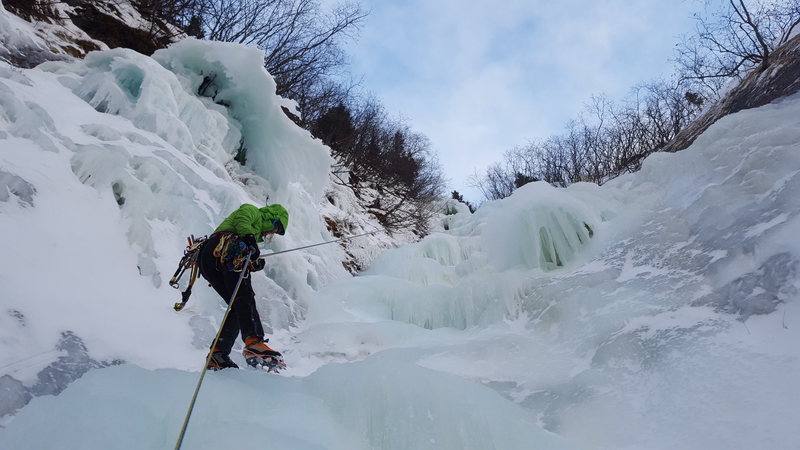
[1,14,799,450]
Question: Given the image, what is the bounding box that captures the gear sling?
[169,232,257,311]
[169,235,206,311]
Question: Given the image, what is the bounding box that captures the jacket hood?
[261,204,288,235]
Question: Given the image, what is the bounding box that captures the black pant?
[198,233,264,354]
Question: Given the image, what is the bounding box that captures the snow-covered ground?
[1,7,799,449]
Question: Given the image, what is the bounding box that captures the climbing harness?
[212,231,255,273]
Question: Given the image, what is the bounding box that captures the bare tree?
[313,97,446,231]
[469,162,513,201]
[470,77,705,201]
[676,0,800,98]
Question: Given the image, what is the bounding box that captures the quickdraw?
[169,235,208,311]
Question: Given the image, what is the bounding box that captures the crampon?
[245,355,287,373]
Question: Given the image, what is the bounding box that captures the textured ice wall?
[0,39,348,417]
[37,40,341,293]
[294,95,800,449]
[154,39,332,200]
[479,181,601,271]
[320,181,604,330]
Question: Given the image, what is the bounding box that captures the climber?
[198,203,288,370]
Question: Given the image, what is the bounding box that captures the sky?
[337,0,706,203]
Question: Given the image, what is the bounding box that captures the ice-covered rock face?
[35,39,339,292]
[321,182,604,331]
[27,40,346,297]
[0,39,353,420]
[31,47,247,287]
[153,39,333,200]
[49,47,239,168]
[293,95,800,448]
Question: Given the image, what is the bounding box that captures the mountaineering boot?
[243,336,282,358]
[243,336,285,372]
[207,350,239,371]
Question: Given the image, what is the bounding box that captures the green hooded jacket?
[215,203,289,242]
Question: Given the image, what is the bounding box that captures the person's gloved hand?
[242,234,260,260]
[251,258,266,272]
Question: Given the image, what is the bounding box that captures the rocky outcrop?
[1,0,182,67]
[663,33,800,152]
[60,0,179,56]
[0,331,122,417]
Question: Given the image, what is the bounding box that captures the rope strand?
[258,230,379,259]
[174,251,253,450]
[174,229,378,448]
